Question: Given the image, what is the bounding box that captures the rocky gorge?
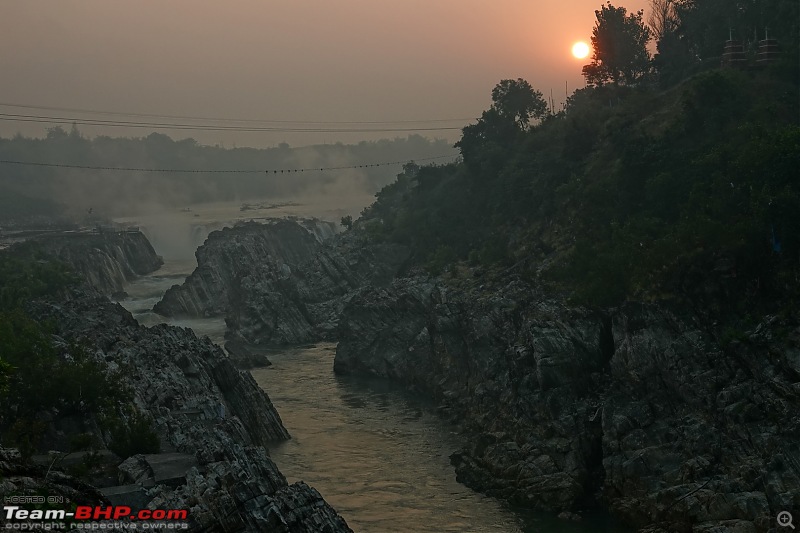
[0,229,353,532]
[334,274,800,532]
[153,217,800,532]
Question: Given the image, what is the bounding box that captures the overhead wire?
[0,103,476,126]
[0,153,459,174]
[0,102,464,173]
[0,112,466,133]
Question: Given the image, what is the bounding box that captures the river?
[120,256,628,533]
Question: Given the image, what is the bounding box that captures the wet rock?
[225,340,273,368]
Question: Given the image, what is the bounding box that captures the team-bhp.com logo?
[3,505,188,530]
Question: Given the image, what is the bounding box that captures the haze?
[1,0,648,148]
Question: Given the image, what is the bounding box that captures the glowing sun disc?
[572,41,590,59]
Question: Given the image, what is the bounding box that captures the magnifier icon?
[778,511,795,529]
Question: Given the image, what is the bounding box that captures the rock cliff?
[155,220,325,318]
[144,213,800,530]
[32,230,163,295]
[155,218,407,346]
[17,291,352,532]
[334,274,800,532]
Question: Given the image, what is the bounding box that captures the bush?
[0,249,78,311]
[108,410,161,459]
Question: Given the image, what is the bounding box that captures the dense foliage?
[582,3,652,86]
[0,246,79,310]
[0,250,158,459]
[359,62,799,320]
[651,0,800,86]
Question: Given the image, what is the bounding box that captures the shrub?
[108,410,161,459]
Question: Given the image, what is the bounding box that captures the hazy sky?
[1,0,649,148]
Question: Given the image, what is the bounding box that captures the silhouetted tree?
[490,78,549,129]
[456,79,547,162]
[582,3,651,86]
[648,0,679,41]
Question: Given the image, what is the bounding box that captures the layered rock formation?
[155,218,407,346]
[18,291,352,532]
[335,274,800,532]
[32,229,163,294]
[145,213,799,531]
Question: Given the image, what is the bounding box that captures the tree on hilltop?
[456,78,547,162]
[490,78,549,129]
[582,2,651,86]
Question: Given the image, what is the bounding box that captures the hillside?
[331,63,800,531]
[360,65,800,320]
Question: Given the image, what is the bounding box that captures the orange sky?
[0,0,650,148]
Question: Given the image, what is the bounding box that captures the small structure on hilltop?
[756,29,781,65]
[722,28,780,68]
[721,29,747,68]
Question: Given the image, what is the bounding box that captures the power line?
[0,102,476,126]
[0,113,465,133]
[0,154,459,174]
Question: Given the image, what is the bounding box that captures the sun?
[572,41,590,59]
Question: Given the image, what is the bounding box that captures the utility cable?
[0,154,459,174]
[0,102,475,125]
[0,113,464,132]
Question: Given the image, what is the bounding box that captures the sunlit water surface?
[122,259,628,533]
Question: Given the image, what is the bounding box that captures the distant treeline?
[0,129,452,218]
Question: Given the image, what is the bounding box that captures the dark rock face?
[155,219,407,346]
[155,220,324,318]
[22,292,352,532]
[224,340,273,369]
[335,276,800,531]
[33,230,163,294]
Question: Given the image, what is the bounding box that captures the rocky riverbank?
[0,227,353,532]
[1,288,352,532]
[334,273,800,532]
[148,215,799,531]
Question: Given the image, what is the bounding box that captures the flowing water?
[120,230,628,533]
[253,344,524,533]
